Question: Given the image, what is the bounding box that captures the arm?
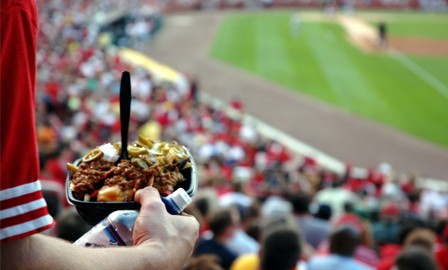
[1,187,199,270]
[2,234,155,270]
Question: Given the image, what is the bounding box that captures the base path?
[142,11,448,180]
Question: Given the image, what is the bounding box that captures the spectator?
[419,189,448,220]
[373,202,401,245]
[230,214,303,270]
[193,207,239,269]
[259,223,302,270]
[224,203,260,256]
[289,191,331,249]
[376,220,429,270]
[315,221,379,268]
[191,189,220,235]
[260,189,293,218]
[312,203,332,221]
[402,227,448,270]
[333,202,364,231]
[403,228,436,250]
[229,96,243,112]
[219,181,253,208]
[331,201,379,266]
[308,225,374,270]
[314,180,360,218]
[394,246,438,270]
[188,74,200,105]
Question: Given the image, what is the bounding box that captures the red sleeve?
[1,0,54,242]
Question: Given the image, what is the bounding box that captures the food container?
[66,148,198,225]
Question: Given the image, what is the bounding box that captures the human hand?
[132,187,199,267]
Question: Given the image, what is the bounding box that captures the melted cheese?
[97,185,134,202]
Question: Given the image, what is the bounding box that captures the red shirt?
[1,0,54,242]
[435,242,448,270]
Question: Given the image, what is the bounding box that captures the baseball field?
[210,10,448,148]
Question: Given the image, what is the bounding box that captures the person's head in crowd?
[397,219,426,245]
[334,201,365,235]
[221,202,261,256]
[55,206,93,242]
[230,180,245,193]
[380,202,400,223]
[193,206,239,269]
[183,254,224,270]
[246,220,262,242]
[261,212,298,233]
[395,246,438,270]
[191,190,220,232]
[260,187,293,218]
[232,201,260,231]
[343,201,355,213]
[189,197,210,228]
[259,224,301,270]
[193,196,211,218]
[311,203,332,221]
[403,228,436,251]
[318,170,337,188]
[288,191,311,215]
[329,225,361,257]
[208,207,239,242]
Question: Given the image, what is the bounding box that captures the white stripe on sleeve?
[0,181,42,201]
[0,215,54,240]
[0,198,48,219]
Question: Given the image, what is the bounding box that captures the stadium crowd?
[32,1,447,270]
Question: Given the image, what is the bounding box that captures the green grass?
[210,11,448,148]
[387,22,448,39]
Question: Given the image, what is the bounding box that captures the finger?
[134,187,160,205]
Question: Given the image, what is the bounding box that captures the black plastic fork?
[115,71,131,165]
